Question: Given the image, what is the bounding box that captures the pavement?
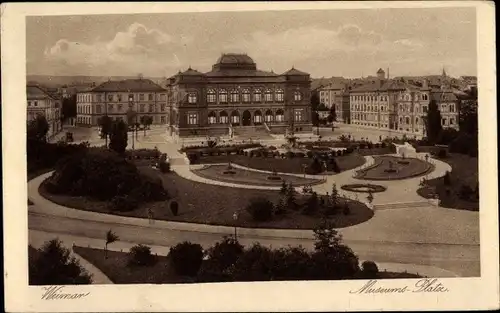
[28,126,480,280]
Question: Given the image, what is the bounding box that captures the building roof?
[179,67,205,76]
[204,69,278,77]
[91,79,166,92]
[216,53,256,65]
[377,68,385,74]
[350,79,420,93]
[282,67,309,76]
[27,85,57,100]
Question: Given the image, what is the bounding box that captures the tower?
[377,68,385,80]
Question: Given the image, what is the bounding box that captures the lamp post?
[232,212,239,240]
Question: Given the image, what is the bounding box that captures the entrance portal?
[242,110,252,126]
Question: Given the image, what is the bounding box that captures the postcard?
[2,1,498,312]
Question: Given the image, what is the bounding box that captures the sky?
[26,8,477,78]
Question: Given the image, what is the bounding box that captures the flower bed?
[341,184,387,193]
[355,156,433,181]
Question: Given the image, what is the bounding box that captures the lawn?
[355,156,433,181]
[196,153,366,175]
[192,165,324,187]
[39,166,374,229]
[73,246,421,284]
[73,247,194,284]
[417,153,479,211]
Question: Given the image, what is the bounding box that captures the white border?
[2,2,498,312]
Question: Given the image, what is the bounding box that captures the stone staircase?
[374,200,433,211]
[233,126,274,140]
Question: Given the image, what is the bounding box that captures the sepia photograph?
[2,1,498,312]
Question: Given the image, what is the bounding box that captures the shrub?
[306,158,323,175]
[285,151,295,159]
[303,192,319,215]
[111,194,139,212]
[443,171,451,186]
[170,201,179,216]
[343,202,351,215]
[360,260,379,278]
[459,184,474,201]
[246,197,274,221]
[438,149,447,158]
[186,152,198,164]
[328,158,341,173]
[168,242,204,276]
[295,152,306,158]
[158,161,171,173]
[128,244,155,266]
[205,237,244,270]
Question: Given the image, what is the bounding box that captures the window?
[148,94,153,101]
[230,111,240,124]
[449,104,455,112]
[449,118,454,125]
[140,104,145,112]
[294,109,303,122]
[423,106,428,113]
[405,117,410,124]
[241,89,250,102]
[442,118,447,125]
[275,110,284,122]
[208,112,217,124]
[207,89,216,103]
[253,89,262,102]
[264,89,273,102]
[230,89,240,103]
[96,105,102,114]
[161,104,166,112]
[294,91,302,101]
[117,95,122,102]
[187,113,198,125]
[415,117,419,124]
[34,101,38,107]
[118,104,123,112]
[108,94,113,102]
[149,104,154,112]
[253,111,263,124]
[423,94,428,100]
[219,111,229,124]
[108,104,114,112]
[161,116,166,124]
[275,89,284,102]
[188,92,197,104]
[219,89,228,103]
[128,94,134,101]
[139,94,145,101]
[265,110,273,122]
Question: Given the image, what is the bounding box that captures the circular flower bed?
[341,184,387,193]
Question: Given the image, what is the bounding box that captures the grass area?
[73,246,421,284]
[355,156,433,181]
[192,165,324,187]
[39,166,373,229]
[196,153,366,175]
[28,168,53,181]
[73,247,194,284]
[417,153,479,211]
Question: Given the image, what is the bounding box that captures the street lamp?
[232,212,239,240]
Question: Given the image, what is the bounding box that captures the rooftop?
[91,79,166,92]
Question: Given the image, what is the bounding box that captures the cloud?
[43,23,192,76]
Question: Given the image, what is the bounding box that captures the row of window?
[77,93,167,103]
[77,115,168,125]
[186,110,304,125]
[188,89,303,104]
[78,104,168,114]
[351,93,429,102]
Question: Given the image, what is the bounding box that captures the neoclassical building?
[349,69,459,137]
[164,53,313,138]
[27,84,62,139]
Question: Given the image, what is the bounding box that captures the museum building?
[164,53,313,138]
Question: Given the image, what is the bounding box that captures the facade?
[27,85,62,139]
[349,69,460,137]
[164,53,313,138]
[317,83,352,124]
[75,79,168,127]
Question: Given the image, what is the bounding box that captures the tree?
[98,115,112,147]
[168,242,204,276]
[310,90,320,112]
[457,88,478,136]
[198,236,244,282]
[327,106,337,123]
[61,94,77,122]
[360,260,379,279]
[109,120,128,154]
[105,229,119,259]
[280,180,288,194]
[27,114,49,142]
[425,100,443,144]
[29,239,93,285]
[285,183,298,210]
[330,183,339,207]
[303,192,319,215]
[128,244,155,266]
[311,220,360,279]
[246,197,274,221]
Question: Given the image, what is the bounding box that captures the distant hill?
[26,75,165,88]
